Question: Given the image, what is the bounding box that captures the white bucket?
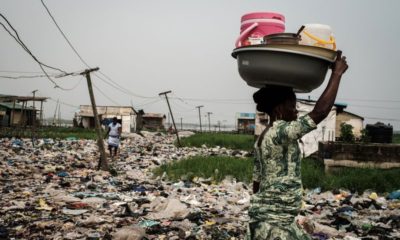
[299,24,336,50]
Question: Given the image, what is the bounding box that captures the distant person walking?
[246,51,348,239]
[105,117,122,158]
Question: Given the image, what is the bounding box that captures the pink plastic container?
[235,12,285,47]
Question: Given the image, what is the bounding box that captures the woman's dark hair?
[253,86,295,115]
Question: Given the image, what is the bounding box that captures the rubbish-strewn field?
[1,132,400,239]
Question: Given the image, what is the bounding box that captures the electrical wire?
[92,83,122,106]
[0,13,81,90]
[59,75,84,91]
[364,117,400,122]
[134,98,163,108]
[0,74,55,79]
[48,97,79,108]
[40,0,158,99]
[40,0,90,68]
[0,14,67,74]
[0,70,48,74]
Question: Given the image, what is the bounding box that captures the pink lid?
[241,12,285,22]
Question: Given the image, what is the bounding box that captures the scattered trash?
[388,190,400,200]
[1,133,399,239]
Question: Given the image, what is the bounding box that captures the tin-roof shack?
[77,105,137,133]
[139,113,166,131]
[0,94,47,127]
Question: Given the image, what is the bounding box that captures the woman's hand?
[332,50,348,75]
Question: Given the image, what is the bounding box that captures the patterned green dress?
[246,115,317,240]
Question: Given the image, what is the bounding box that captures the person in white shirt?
[105,117,122,158]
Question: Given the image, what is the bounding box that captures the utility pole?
[81,67,108,171]
[218,120,221,132]
[32,90,38,106]
[53,99,59,126]
[207,112,212,132]
[32,89,38,111]
[159,90,181,147]
[196,105,204,132]
[180,117,183,130]
[31,89,38,146]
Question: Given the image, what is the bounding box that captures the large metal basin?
[232,45,337,93]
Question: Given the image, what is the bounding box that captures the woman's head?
[253,86,298,121]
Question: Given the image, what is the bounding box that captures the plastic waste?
[388,190,400,200]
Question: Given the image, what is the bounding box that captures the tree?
[340,122,355,143]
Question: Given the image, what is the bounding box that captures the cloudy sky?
[1,0,400,129]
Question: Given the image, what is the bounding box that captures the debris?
[1,133,399,239]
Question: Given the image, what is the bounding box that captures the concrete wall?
[82,117,91,129]
[319,142,400,170]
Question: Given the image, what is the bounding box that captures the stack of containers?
[235,12,285,47]
[233,12,338,92]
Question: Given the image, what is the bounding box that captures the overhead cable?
[40,0,157,99]
[0,13,80,90]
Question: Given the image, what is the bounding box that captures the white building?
[254,99,362,157]
[78,105,137,133]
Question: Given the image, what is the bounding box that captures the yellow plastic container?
[300,24,336,50]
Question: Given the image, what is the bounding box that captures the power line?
[134,98,163,108]
[48,97,79,109]
[349,104,399,111]
[0,13,81,90]
[0,13,67,74]
[0,74,54,79]
[364,117,400,122]
[92,83,122,106]
[40,0,90,68]
[0,70,49,74]
[40,1,157,100]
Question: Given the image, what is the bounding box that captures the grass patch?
[180,133,254,151]
[153,156,253,183]
[301,159,400,193]
[155,155,400,193]
[0,127,97,140]
[393,134,400,143]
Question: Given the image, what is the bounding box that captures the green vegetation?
[154,156,400,193]
[153,156,253,183]
[339,123,355,143]
[301,158,400,193]
[0,127,97,140]
[393,134,400,143]
[180,133,254,151]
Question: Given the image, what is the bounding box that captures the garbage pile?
[1,132,400,239]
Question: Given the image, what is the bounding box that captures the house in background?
[140,113,166,131]
[236,112,256,134]
[254,99,364,157]
[77,105,137,133]
[0,94,47,127]
[335,109,364,139]
[0,102,37,126]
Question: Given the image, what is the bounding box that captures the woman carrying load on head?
[246,51,348,240]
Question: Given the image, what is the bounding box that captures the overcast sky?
[1,0,400,129]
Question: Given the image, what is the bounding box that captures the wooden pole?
[40,100,43,126]
[196,105,204,132]
[82,67,108,171]
[207,112,212,132]
[159,90,181,147]
[53,99,59,126]
[10,99,16,126]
